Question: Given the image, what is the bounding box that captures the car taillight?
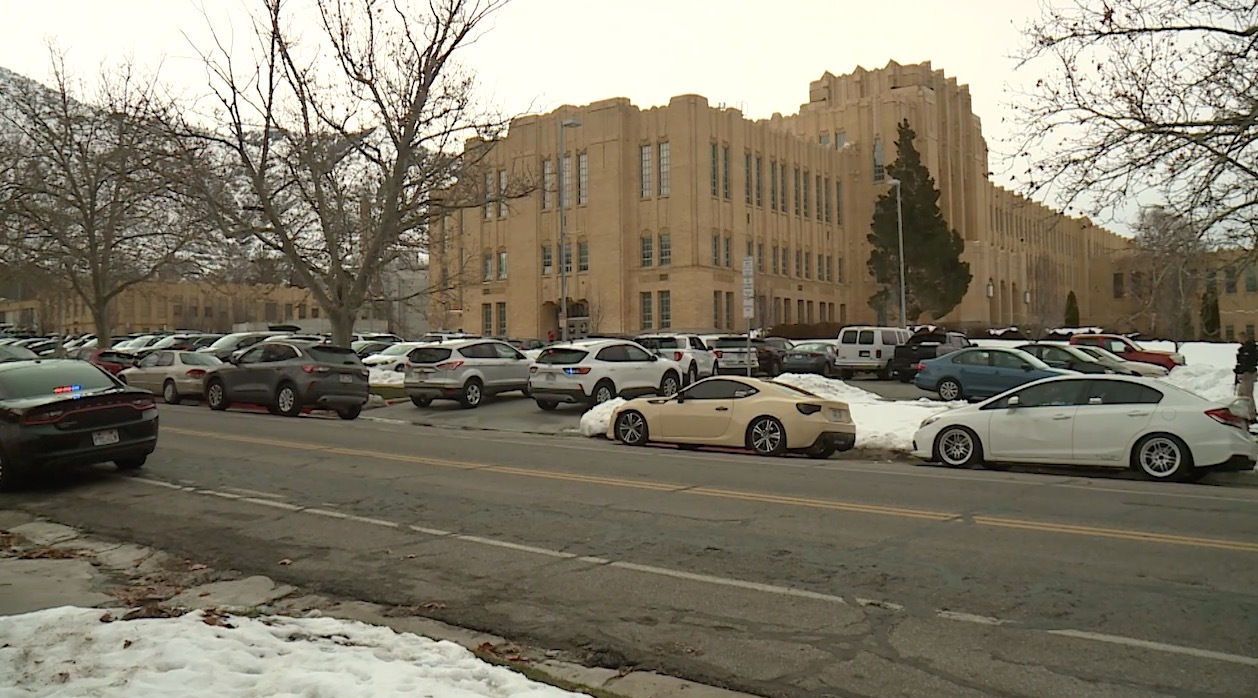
[529,365,539,373]
[876,349,882,359]
[915,362,926,371]
[22,409,64,425]
[714,350,724,358]
[185,369,206,378]
[301,364,331,374]
[673,351,683,361]
[1205,407,1246,429]
[132,396,156,410]
[435,361,464,371]
[796,403,823,415]
[563,367,592,375]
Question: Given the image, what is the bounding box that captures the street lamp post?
[887,178,907,328]
[557,118,581,342]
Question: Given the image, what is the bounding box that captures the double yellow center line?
[165,427,1258,554]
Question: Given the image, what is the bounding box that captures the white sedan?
[912,375,1257,481]
[362,342,427,372]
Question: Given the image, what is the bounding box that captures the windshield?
[1018,351,1055,370]
[150,336,180,349]
[710,337,750,348]
[792,342,833,353]
[179,352,222,366]
[380,343,418,356]
[208,333,256,350]
[638,337,682,349]
[536,348,588,365]
[0,362,117,399]
[408,347,453,364]
[306,347,362,365]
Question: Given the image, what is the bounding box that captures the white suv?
[362,342,427,372]
[528,339,683,410]
[635,333,717,385]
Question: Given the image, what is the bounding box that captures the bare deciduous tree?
[1,55,206,346]
[184,0,520,346]
[1010,0,1257,243]
[1122,206,1208,340]
[1023,254,1065,340]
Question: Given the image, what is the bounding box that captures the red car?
[78,349,138,376]
[1068,334,1185,370]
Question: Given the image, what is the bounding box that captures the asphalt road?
[6,405,1258,698]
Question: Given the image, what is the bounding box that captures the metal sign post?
[742,256,755,377]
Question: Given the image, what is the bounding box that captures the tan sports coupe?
[607,376,856,458]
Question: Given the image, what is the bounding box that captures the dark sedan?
[780,341,840,377]
[1016,343,1116,375]
[0,360,158,491]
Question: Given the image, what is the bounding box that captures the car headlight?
[920,415,940,428]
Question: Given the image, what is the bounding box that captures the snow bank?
[0,606,577,698]
[369,367,406,387]
[1162,364,1238,403]
[772,373,962,452]
[579,397,626,437]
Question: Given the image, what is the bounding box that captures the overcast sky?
[0,0,1071,216]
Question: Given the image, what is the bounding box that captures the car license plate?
[92,429,120,447]
[829,409,845,421]
[546,373,556,382]
[339,374,352,383]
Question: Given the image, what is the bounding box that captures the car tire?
[933,426,982,468]
[0,450,24,493]
[162,380,180,405]
[114,456,146,471]
[536,399,560,411]
[337,405,362,421]
[820,363,834,379]
[686,364,698,386]
[806,443,837,459]
[839,369,854,380]
[459,379,484,409]
[275,383,302,417]
[937,378,963,402]
[615,410,649,446]
[746,416,787,457]
[660,371,681,397]
[878,368,892,381]
[521,383,532,398]
[411,396,433,408]
[1132,433,1194,481]
[206,380,229,411]
[591,380,617,405]
[897,372,913,383]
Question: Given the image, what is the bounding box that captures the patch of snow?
[0,606,578,698]
[369,367,406,387]
[579,398,626,437]
[771,373,962,452]
[1047,327,1104,336]
[1161,364,1238,403]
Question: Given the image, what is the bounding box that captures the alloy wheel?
[278,387,296,414]
[661,374,679,396]
[617,412,646,445]
[163,381,178,404]
[751,418,783,455]
[207,383,225,409]
[595,385,614,404]
[938,380,961,401]
[939,429,973,466]
[465,383,482,406]
[1138,437,1182,478]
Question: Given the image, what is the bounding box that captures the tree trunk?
[91,300,113,349]
[328,307,357,347]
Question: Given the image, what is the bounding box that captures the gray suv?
[204,342,369,419]
[404,339,531,409]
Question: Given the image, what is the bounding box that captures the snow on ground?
[579,397,626,436]
[0,606,577,698]
[369,367,406,387]
[771,373,962,452]
[1162,363,1237,402]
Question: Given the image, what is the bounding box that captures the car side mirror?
[649,354,658,362]
[1007,396,1021,407]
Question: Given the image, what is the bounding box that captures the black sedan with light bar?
[0,359,159,491]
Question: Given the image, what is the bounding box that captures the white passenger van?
[835,326,911,379]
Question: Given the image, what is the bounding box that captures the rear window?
[408,347,454,364]
[0,362,117,399]
[881,330,905,345]
[0,346,38,361]
[180,353,221,367]
[305,347,363,366]
[97,351,133,363]
[536,348,589,365]
[638,337,682,349]
[710,337,750,348]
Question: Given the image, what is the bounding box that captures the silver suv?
[404,339,531,409]
[204,342,370,419]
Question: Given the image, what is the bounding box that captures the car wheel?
[839,369,854,380]
[275,383,302,417]
[878,368,892,381]
[937,378,963,402]
[459,379,483,409]
[0,451,24,492]
[337,405,362,421]
[114,456,146,471]
[660,371,681,397]
[521,383,532,398]
[806,443,837,460]
[615,410,649,446]
[686,364,698,386]
[746,416,787,457]
[934,426,982,468]
[206,380,229,411]
[897,372,913,383]
[536,399,559,411]
[591,380,616,405]
[1132,433,1193,481]
[411,396,433,408]
[162,380,180,405]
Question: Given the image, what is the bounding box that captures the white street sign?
[742,296,755,319]
[742,256,754,299]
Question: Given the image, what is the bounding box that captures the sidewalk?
[0,511,747,698]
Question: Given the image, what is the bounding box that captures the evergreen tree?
[1063,290,1080,327]
[1200,287,1221,340]
[867,120,972,323]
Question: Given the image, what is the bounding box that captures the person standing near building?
[1234,332,1257,423]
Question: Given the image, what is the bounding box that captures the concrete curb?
[0,515,754,698]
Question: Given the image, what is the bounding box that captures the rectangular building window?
[723,235,732,268]
[562,155,573,208]
[659,233,671,267]
[725,291,734,330]
[1112,272,1125,299]
[783,298,791,323]
[712,234,721,266]
[563,243,573,274]
[756,242,764,272]
[872,136,885,182]
[713,291,722,329]
[542,159,554,209]
[1225,267,1238,294]
[541,245,553,275]
[835,180,843,225]
[483,172,493,219]
[640,292,653,330]
[640,144,652,199]
[578,241,589,271]
[657,142,670,196]
[658,291,671,329]
[1246,264,1257,292]
[804,251,812,279]
[807,301,814,323]
[746,239,753,260]
[710,142,719,197]
[797,299,804,322]
[779,163,787,211]
[640,235,654,267]
[795,249,803,277]
[834,132,846,148]
[819,133,830,145]
[836,256,844,283]
[803,170,811,218]
[793,167,801,215]
[481,304,492,335]
[497,251,508,280]
[498,169,508,217]
[1248,324,1256,338]
[815,174,823,221]
[755,155,763,207]
[744,152,752,204]
[577,152,588,205]
[1226,325,1235,341]
[772,246,779,275]
[722,145,731,199]
[824,177,832,223]
[496,302,507,337]
[770,161,778,211]
[482,252,492,281]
